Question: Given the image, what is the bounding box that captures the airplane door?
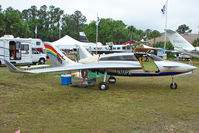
[135,53,159,73]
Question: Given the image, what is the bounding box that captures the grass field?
[0,60,199,133]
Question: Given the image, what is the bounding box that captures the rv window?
[21,44,29,51]
[117,47,120,50]
[122,47,126,50]
[16,42,21,49]
[32,48,39,54]
[21,44,29,54]
[36,42,41,46]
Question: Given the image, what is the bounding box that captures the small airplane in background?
[3,42,197,90]
[165,29,199,58]
[79,32,89,42]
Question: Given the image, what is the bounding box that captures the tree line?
[0,5,195,46]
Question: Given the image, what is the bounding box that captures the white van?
[0,35,47,65]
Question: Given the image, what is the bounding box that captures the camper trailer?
[0,35,46,65]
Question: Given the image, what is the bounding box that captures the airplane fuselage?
[97,53,196,77]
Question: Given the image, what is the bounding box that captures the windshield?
[149,54,163,61]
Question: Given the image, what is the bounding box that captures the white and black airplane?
[3,42,197,90]
[166,29,199,58]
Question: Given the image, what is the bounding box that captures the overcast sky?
[1,0,199,33]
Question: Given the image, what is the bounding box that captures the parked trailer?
[0,35,46,65]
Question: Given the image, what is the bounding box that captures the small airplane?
[165,29,199,58]
[3,42,197,90]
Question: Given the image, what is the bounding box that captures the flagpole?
[96,13,98,54]
[59,21,61,39]
[35,25,37,38]
[163,0,168,59]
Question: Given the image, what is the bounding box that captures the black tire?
[98,82,109,90]
[170,82,177,89]
[108,77,116,84]
[32,62,37,65]
[39,58,45,64]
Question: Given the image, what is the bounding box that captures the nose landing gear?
[170,76,178,89]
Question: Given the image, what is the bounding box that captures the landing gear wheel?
[170,82,177,89]
[39,58,45,64]
[98,82,109,90]
[108,77,116,83]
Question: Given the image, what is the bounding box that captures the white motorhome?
[0,35,47,65]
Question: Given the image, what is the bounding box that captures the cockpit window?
[99,55,138,61]
[149,54,163,61]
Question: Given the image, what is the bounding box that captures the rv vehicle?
[0,35,46,65]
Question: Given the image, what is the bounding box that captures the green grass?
[0,60,199,133]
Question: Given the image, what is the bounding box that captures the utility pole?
[96,22,98,54]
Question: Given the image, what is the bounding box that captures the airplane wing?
[4,59,142,74]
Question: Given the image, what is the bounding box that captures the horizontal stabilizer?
[4,59,25,73]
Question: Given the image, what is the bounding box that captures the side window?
[36,42,41,46]
[121,55,138,61]
[100,55,137,61]
[32,48,39,54]
[21,44,29,54]
[149,54,163,61]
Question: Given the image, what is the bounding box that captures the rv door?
[9,41,21,60]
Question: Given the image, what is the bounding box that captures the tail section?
[44,42,77,67]
[3,59,24,73]
[79,32,89,42]
[165,29,195,51]
[76,44,92,60]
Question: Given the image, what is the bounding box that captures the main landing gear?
[170,76,178,89]
[98,72,116,90]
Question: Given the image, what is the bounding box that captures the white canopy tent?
[52,35,96,49]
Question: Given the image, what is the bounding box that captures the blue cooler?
[61,74,72,85]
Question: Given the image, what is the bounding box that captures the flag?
[15,129,20,133]
[96,16,100,25]
[34,26,37,34]
[161,4,166,14]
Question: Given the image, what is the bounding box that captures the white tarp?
[52,35,95,49]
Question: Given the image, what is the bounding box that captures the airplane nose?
[187,65,197,71]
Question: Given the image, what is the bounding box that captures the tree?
[0,5,2,12]
[71,10,87,33]
[127,25,136,42]
[145,29,152,40]
[153,41,174,50]
[4,11,31,37]
[0,12,6,36]
[193,38,199,47]
[148,30,161,44]
[176,24,192,34]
